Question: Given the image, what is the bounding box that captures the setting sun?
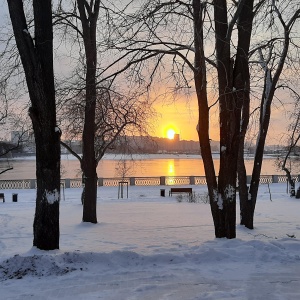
[167,128,175,139]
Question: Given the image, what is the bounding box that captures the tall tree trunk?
[194,0,253,238]
[77,0,100,223]
[214,0,239,239]
[7,0,60,250]
[34,129,61,249]
[193,0,221,237]
[248,98,272,217]
[282,167,295,195]
[82,96,98,223]
[233,0,254,228]
[237,140,251,226]
[81,43,97,223]
[249,45,289,221]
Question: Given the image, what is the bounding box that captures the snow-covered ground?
[1,183,300,299]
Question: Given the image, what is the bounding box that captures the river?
[0,153,284,180]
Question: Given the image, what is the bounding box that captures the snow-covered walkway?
[1,184,300,299]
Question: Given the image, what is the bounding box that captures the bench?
[0,193,5,202]
[169,188,193,198]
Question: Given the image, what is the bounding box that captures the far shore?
[1,152,278,161]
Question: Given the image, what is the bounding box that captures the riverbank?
[2,152,278,161]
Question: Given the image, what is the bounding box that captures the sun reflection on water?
[167,160,175,185]
[168,160,175,176]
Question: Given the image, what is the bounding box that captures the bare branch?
[60,140,82,163]
[0,167,13,175]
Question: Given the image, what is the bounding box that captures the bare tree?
[7,0,61,250]
[238,0,300,228]
[53,0,103,223]
[53,0,153,223]
[109,0,256,238]
[109,0,300,237]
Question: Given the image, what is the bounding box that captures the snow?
[1,183,300,299]
[224,185,235,201]
[45,189,59,204]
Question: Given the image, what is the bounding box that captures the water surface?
[0,154,283,180]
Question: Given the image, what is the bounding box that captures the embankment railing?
[0,175,298,189]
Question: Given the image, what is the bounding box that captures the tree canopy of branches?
[61,86,151,162]
[53,0,153,223]
[108,0,300,237]
[106,0,255,238]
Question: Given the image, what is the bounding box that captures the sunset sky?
[152,98,199,141]
[151,93,290,145]
[0,2,293,146]
[154,103,198,141]
[150,92,218,142]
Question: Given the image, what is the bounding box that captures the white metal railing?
[0,175,299,189]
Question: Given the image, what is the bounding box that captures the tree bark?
[77,0,100,223]
[233,0,254,228]
[194,0,254,238]
[7,0,60,250]
[193,0,221,237]
[214,0,240,239]
[249,94,272,216]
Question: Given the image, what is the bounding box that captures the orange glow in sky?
[148,85,290,144]
[151,96,219,141]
